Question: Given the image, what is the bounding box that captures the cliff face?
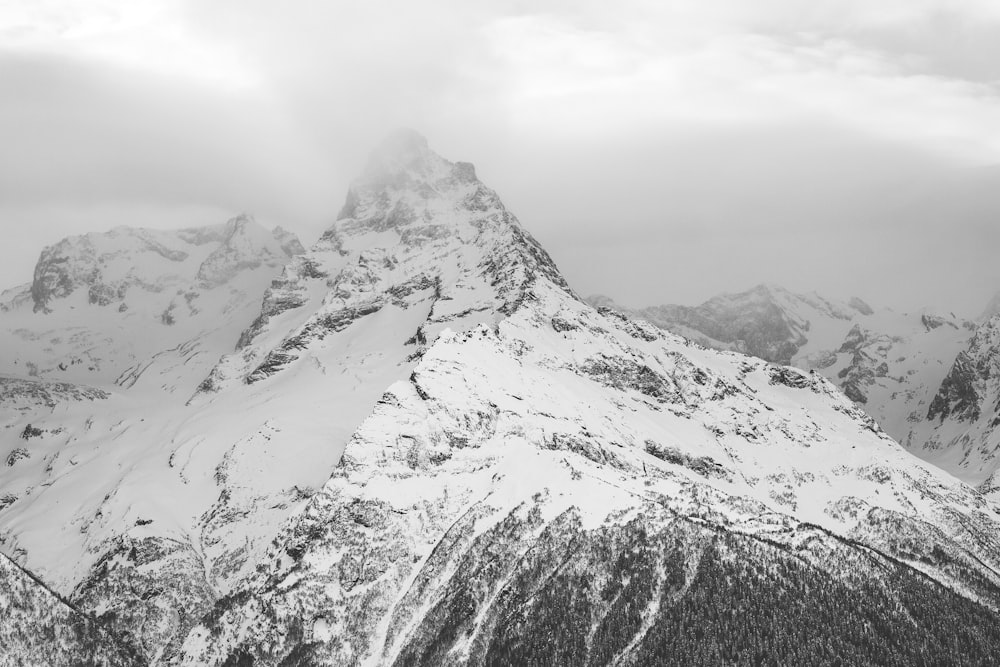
[589,290,988,489]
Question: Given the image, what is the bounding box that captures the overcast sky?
[2,1,1000,316]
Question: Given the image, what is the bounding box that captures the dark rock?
[768,366,812,389]
[838,324,866,353]
[6,447,30,466]
[928,352,981,422]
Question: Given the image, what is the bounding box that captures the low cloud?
[1,0,999,315]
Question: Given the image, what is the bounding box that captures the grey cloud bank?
[1,0,999,316]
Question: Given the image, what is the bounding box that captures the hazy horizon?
[3,1,1000,317]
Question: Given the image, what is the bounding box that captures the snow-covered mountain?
[1,215,303,393]
[4,133,1000,664]
[910,314,1000,492]
[590,288,981,478]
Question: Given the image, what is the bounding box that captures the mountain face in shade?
[4,133,1000,665]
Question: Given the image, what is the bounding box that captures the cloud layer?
[1,0,999,314]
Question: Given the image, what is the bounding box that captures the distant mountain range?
[589,285,1000,494]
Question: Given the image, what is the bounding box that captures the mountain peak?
[204,132,573,391]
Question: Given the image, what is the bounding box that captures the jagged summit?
[16,216,301,314]
[203,133,572,391]
[593,285,982,488]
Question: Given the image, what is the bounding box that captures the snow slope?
[173,139,1000,664]
[911,315,1000,491]
[4,132,1000,664]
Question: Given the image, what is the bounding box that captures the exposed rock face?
[980,290,1000,322]
[927,351,982,423]
[1,215,303,391]
[909,315,1000,486]
[175,138,1000,665]
[591,284,862,365]
[0,376,108,412]
[178,275,1000,665]
[0,552,140,666]
[30,229,185,313]
[6,133,1000,665]
[928,318,1000,426]
[71,536,215,664]
[848,296,874,316]
[592,292,984,486]
[25,216,299,314]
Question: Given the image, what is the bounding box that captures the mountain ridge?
[3,133,1000,664]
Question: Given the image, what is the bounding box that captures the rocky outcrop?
[7,132,1000,665]
[848,296,874,316]
[71,536,214,665]
[29,230,187,313]
[178,282,1000,664]
[598,288,985,482]
[927,352,982,423]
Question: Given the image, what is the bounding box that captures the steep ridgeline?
[0,215,302,663]
[913,315,1000,492]
[0,215,303,394]
[169,139,1000,665]
[590,289,976,478]
[588,285,875,365]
